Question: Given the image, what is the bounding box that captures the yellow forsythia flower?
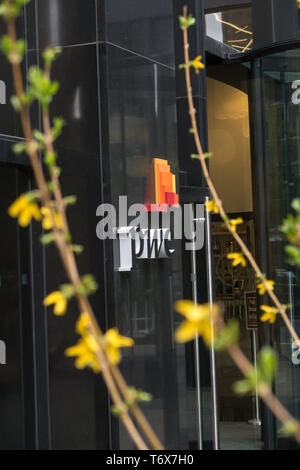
[257,280,275,296]
[227,252,246,268]
[65,338,100,373]
[41,206,63,231]
[76,312,91,336]
[66,317,134,373]
[229,217,243,232]
[205,200,219,214]
[174,300,218,346]
[43,291,67,316]
[191,55,205,74]
[76,312,99,350]
[260,305,278,324]
[8,194,41,227]
[66,312,100,373]
[105,328,134,365]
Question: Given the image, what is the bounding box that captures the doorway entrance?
[206,66,263,450]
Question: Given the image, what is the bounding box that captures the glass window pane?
[260,48,300,448]
[0,166,24,449]
[205,7,253,52]
[107,44,199,450]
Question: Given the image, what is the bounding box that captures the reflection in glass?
[0,166,24,449]
[207,68,263,450]
[107,45,199,449]
[260,48,300,448]
[205,7,253,52]
[105,0,175,67]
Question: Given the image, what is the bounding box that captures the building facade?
[0,0,300,450]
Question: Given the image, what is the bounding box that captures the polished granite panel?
[41,43,107,448]
[0,167,25,449]
[36,0,97,48]
[50,44,99,154]
[25,0,38,50]
[105,44,178,208]
[0,55,24,138]
[176,95,208,189]
[45,148,108,449]
[101,0,175,67]
[104,43,200,449]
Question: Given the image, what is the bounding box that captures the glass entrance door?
[251,47,300,449]
[206,67,263,450]
[0,164,31,449]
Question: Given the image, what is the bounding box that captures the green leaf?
[60,283,75,300]
[27,66,60,109]
[44,151,57,169]
[52,166,61,177]
[136,389,152,403]
[125,387,153,407]
[285,245,300,267]
[16,38,26,60]
[47,181,60,193]
[0,4,8,16]
[10,95,21,111]
[214,319,239,351]
[111,404,127,417]
[49,81,60,96]
[42,46,61,67]
[28,190,40,201]
[258,346,277,387]
[13,0,30,14]
[12,141,26,154]
[52,116,65,140]
[0,35,13,58]
[32,129,45,144]
[179,14,196,30]
[63,195,77,206]
[233,379,252,395]
[77,274,98,296]
[291,198,300,213]
[40,232,55,245]
[20,92,33,107]
[71,245,84,254]
[279,420,300,437]
[64,232,72,244]
[179,15,186,30]
[186,14,196,29]
[0,0,30,18]
[204,152,213,159]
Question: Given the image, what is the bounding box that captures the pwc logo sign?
[113,158,179,272]
[144,158,179,212]
[96,157,205,272]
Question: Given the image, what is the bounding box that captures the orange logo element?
[144,158,179,212]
